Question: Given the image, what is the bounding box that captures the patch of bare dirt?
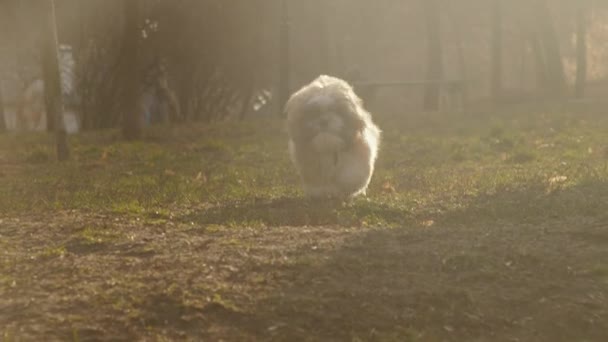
[1,209,608,341]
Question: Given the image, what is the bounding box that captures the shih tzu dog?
[285,75,381,199]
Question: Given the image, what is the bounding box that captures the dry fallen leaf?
[421,220,435,227]
[382,180,396,194]
[194,171,208,183]
[548,175,567,185]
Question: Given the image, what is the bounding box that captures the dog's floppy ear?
[284,90,302,131]
[349,114,367,137]
[285,98,311,144]
[343,91,367,132]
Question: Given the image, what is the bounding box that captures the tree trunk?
[318,0,331,75]
[77,0,92,131]
[122,0,143,140]
[528,33,547,89]
[575,3,588,99]
[0,85,6,132]
[491,0,503,102]
[533,0,566,95]
[278,0,290,116]
[42,43,56,131]
[422,0,443,111]
[239,73,255,121]
[41,0,69,161]
[446,0,469,107]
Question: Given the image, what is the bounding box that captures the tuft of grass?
[210,293,243,313]
[79,226,123,244]
[25,146,52,163]
[34,245,68,260]
[0,107,607,228]
[506,150,537,164]
[111,200,145,215]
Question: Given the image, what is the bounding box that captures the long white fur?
[286,75,381,198]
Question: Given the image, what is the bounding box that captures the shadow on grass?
[28,179,604,341]
[438,177,608,226]
[181,196,414,228]
[199,179,608,341]
[137,293,259,340]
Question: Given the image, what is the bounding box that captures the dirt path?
[2,207,607,341]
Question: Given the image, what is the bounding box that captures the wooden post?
[278,0,290,116]
[122,0,143,140]
[446,0,469,108]
[533,0,566,96]
[41,0,69,161]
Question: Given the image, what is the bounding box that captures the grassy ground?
[1,104,608,341]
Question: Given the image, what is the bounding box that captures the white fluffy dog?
[285,75,381,198]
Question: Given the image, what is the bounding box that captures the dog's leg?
[334,142,373,197]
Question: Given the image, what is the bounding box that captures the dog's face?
[286,77,366,152]
[302,95,347,148]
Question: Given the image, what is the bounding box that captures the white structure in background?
[59,45,76,99]
[2,44,79,133]
[58,44,79,134]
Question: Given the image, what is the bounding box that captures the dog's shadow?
[182,196,411,228]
